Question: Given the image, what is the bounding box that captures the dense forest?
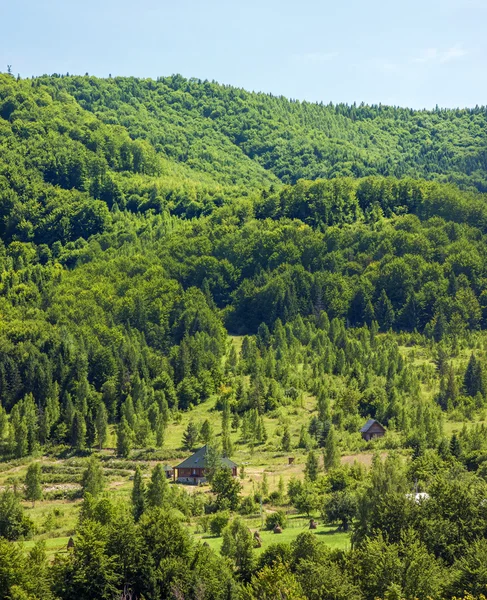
[2,71,487,599]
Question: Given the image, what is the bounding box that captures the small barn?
[163,464,174,479]
[174,445,238,484]
[360,419,386,441]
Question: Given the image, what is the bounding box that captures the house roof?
[360,419,385,433]
[174,445,237,470]
[162,464,173,471]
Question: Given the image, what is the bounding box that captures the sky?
[1,0,486,109]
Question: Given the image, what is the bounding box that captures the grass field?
[195,524,350,554]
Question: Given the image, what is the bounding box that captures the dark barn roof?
[175,445,237,470]
[360,419,385,433]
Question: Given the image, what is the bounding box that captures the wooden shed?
[360,419,386,441]
[163,464,174,479]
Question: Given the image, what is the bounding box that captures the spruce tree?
[155,414,165,448]
[317,388,331,423]
[182,420,199,451]
[95,402,108,450]
[116,417,133,458]
[132,465,146,521]
[25,462,42,506]
[14,416,28,458]
[444,365,459,410]
[147,464,169,508]
[298,425,312,450]
[200,419,213,444]
[227,345,238,374]
[81,456,105,497]
[463,354,485,398]
[433,310,446,342]
[205,442,222,483]
[281,426,292,452]
[375,290,395,331]
[324,425,340,470]
[231,413,240,431]
[278,475,285,505]
[71,411,86,452]
[121,396,136,429]
[450,433,462,458]
[222,431,233,458]
[305,451,319,482]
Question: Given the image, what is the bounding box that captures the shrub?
[240,495,259,515]
[265,510,287,530]
[209,511,230,537]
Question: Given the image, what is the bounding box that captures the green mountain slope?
[0,70,487,458]
[38,74,487,190]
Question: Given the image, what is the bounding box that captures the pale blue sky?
[1,0,486,109]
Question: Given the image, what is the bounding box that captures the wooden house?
[360,419,386,441]
[174,445,238,484]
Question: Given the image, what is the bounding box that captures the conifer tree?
[81,456,105,497]
[222,399,231,433]
[182,420,199,451]
[278,475,285,505]
[305,450,319,482]
[317,388,331,423]
[227,344,238,374]
[64,394,75,432]
[200,419,213,444]
[121,396,136,429]
[375,290,395,331]
[95,402,108,450]
[205,441,221,483]
[85,410,96,450]
[463,354,485,398]
[71,411,86,452]
[231,413,240,431]
[132,465,146,521]
[116,417,133,458]
[433,310,446,342]
[147,464,169,508]
[281,426,292,452]
[155,414,165,448]
[444,365,459,410]
[12,410,28,458]
[25,462,42,506]
[222,431,233,458]
[298,425,312,450]
[450,433,462,458]
[324,425,340,470]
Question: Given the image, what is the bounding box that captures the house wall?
[362,423,385,441]
[176,466,238,484]
[176,467,206,484]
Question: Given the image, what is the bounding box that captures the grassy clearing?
[195,523,350,554]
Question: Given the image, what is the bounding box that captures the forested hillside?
[2,71,487,599]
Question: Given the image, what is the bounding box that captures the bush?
[240,495,258,515]
[209,511,230,537]
[265,510,287,530]
[268,490,281,504]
